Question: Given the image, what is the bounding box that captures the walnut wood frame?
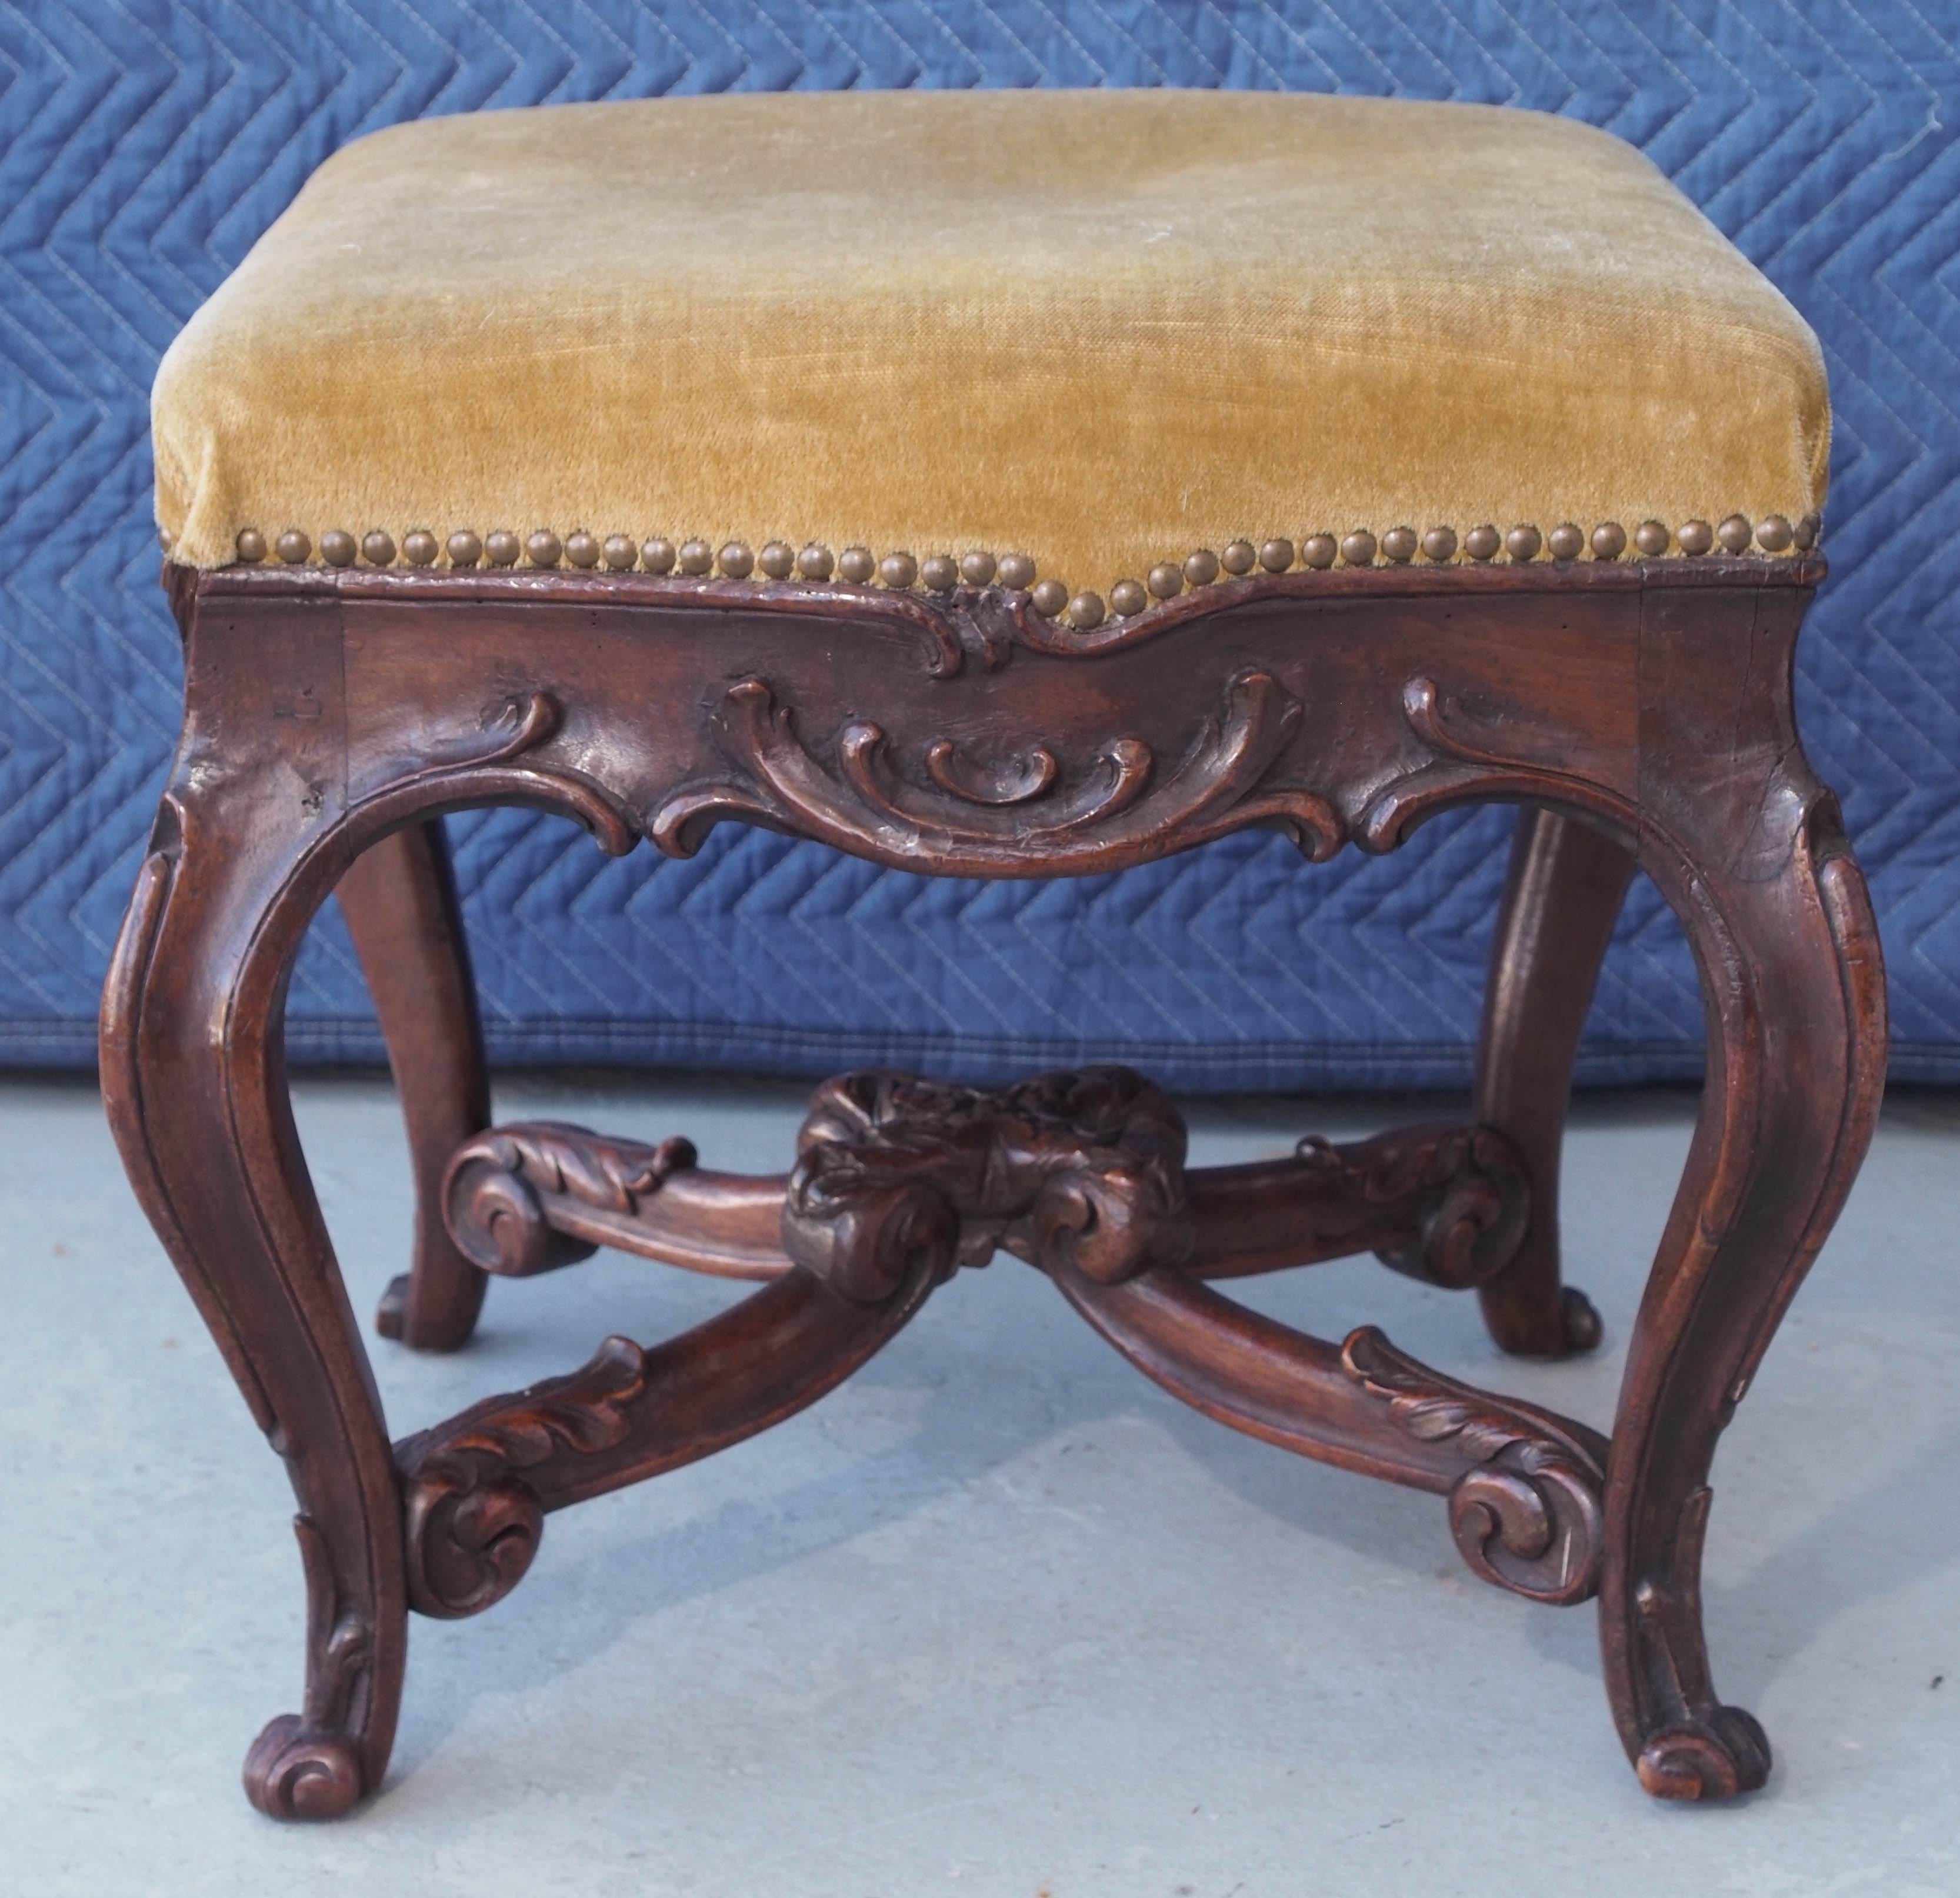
[101,553,1884,1819]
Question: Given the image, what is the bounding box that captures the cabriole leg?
[1472,805,1635,1356]
[1601,803,1882,1796]
[1594,573,1888,1802]
[99,616,405,1821]
[339,819,494,1351]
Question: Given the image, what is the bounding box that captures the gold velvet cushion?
[154,89,1827,602]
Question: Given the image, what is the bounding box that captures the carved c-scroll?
[396,1336,648,1619]
[650,669,1344,869]
[1341,1326,1608,1605]
[444,1123,699,1276]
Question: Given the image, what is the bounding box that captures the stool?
[105,89,1885,1820]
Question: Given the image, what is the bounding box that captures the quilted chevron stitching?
[2,0,1955,1083]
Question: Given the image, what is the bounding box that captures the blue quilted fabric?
[3,2,1955,1087]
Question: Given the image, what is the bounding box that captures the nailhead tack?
[215,513,1816,599]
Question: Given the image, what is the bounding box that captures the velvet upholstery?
[154,89,1828,585]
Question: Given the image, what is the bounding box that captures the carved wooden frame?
[100,552,1884,1819]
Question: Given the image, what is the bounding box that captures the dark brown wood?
[100,550,1882,1817]
[337,820,494,1351]
[438,1112,1532,1290]
[395,1252,945,1618]
[445,1121,785,1280]
[1472,805,1636,1355]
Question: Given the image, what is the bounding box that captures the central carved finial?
[782,1065,1194,1301]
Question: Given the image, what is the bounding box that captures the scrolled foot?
[375,1273,408,1340]
[1635,1706,1772,1801]
[243,1714,365,1821]
[1558,1285,1603,1355]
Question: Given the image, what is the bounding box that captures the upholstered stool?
[106,89,1885,1820]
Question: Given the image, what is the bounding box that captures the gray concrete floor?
[2,1072,1958,1895]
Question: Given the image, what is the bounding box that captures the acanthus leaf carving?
[784,1065,1194,1301]
[443,1122,699,1276]
[396,1335,648,1619]
[1340,1325,1608,1606]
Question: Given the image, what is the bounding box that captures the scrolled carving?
[1630,1486,1773,1799]
[444,1122,698,1275]
[651,668,1343,869]
[242,1515,374,1820]
[1304,1123,1530,1290]
[924,736,1058,805]
[1357,674,1636,854]
[841,716,1154,838]
[784,1065,1193,1300]
[1340,1326,1607,1606]
[350,688,640,859]
[398,1334,647,1619]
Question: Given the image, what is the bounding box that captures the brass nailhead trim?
[222,514,1820,630]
